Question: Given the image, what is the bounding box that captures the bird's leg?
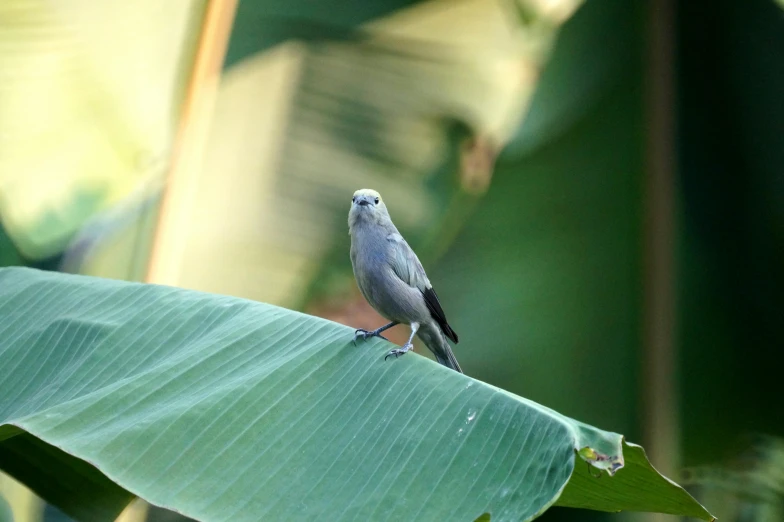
[385,322,419,361]
[353,321,398,345]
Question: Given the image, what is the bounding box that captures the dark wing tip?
[422,286,458,344]
[443,323,459,344]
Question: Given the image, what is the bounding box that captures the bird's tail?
[420,324,463,373]
[435,346,463,374]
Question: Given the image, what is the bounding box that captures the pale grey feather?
[387,233,431,292]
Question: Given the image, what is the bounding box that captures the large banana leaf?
[0,268,712,521]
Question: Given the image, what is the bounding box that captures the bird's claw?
[384,343,413,361]
[353,328,389,345]
[384,350,403,361]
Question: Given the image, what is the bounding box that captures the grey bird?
[348,188,462,373]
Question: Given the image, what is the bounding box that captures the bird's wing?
[386,233,429,290]
[387,233,459,344]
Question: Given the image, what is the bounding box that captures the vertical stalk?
[643,0,679,495]
[145,0,238,286]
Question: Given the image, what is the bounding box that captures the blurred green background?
[1,0,782,521]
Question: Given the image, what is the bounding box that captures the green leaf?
[0,3,203,260]
[0,268,712,521]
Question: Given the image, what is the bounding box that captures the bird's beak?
[358,199,370,206]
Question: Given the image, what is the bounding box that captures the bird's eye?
[374,197,379,204]
[352,196,356,203]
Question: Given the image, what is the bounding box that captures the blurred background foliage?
[0,0,782,521]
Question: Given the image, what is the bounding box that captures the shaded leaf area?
[0,224,25,268]
[225,0,424,66]
[0,492,12,522]
[0,268,710,521]
[0,431,132,522]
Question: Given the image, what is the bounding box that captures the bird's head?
[348,188,391,228]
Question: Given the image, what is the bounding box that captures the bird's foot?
[353,328,389,345]
[384,342,413,361]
